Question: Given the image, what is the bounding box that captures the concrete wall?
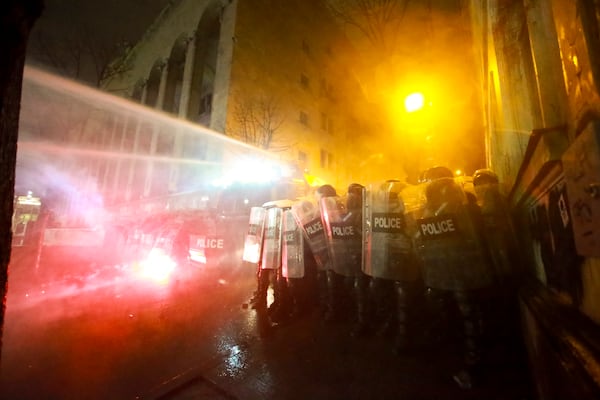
[469,0,600,397]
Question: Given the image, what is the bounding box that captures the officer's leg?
[253,267,270,311]
[452,289,485,389]
[325,269,342,322]
[352,273,372,337]
[271,268,291,323]
[317,269,329,318]
[374,278,396,337]
[393,281,414,353]
[287,277,302,319]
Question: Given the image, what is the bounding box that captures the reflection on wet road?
[1,245,255,400]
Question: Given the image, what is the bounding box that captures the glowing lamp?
[404,92,425,113]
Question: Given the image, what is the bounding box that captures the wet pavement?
[3,246,533,399]
[154,299,534,400]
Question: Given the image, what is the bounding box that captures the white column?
[140,79,148,105]
[178,34,196,119]
[155,59,169,110]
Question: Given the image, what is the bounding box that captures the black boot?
[270,269,291,323]
[253,268,270,311]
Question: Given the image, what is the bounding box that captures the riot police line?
[242,167,520,390]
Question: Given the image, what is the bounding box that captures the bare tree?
[230,94,286,151]
[325,0,411,57]
[0,0,44,366]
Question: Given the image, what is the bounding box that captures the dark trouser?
[352,273,372,336]
[317,269,330,317]
[454,290,484,368]
[371,277,397,336]
[394,280,423,352]
[286,277,305,317]
[270,268,291,322]
[325,270,343,321]
[253,267,273,310]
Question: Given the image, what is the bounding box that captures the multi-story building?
[102,0,392,204]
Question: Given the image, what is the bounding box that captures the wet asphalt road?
[2,246,533,400]
[158,300,533,400]
[1,245,256,400]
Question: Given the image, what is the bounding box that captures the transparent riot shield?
[415,177,493,291]
[363,181,420,282]
[320,193,363,277]
[473,180,518,284]
[282,209,304,279]
[261,205,284,270]
[291,198,330,271]
[242,207,266,264]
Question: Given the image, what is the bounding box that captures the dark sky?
[37,0,169,40]
[27,0,171,84]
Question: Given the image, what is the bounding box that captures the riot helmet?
[347,183,364,197]
[421,166,454,182]
[473,169,499,186]
[346,183,364,210]
[316,184,337,198]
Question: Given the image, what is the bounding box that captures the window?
[320,149,334,169]
[300,74,310,90]
[319,78,335,99]
[320,112,333,133]
[302,39,310,55]
[298,151,307,166]
[299,111,309,126]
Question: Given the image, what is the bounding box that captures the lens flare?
[136,248,177,284]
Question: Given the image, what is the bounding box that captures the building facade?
[103,0,390,199]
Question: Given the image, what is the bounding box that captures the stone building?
[103,0,389,200]
[468,1,600,398]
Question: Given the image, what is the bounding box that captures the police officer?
[291,185,337,321]
[320,183,365,328]
[249,200,292,324]
[472,169,519,285]
[472,168,521,342]
[315,184,338,321]
[363,180,423,349]
[244,207,267,310]
[281,208,310,320]
[348,183,372,336]
[415,166,494,389]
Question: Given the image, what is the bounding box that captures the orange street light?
[404,92,425,113]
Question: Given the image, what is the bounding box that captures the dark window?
[299,111,309,126]
[298,151,307,165]
[300,74,310,90]
[199,93,213,115]
[302,40,310,55]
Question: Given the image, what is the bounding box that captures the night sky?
[26,0,170,84]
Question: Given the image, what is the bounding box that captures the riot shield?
[474,181,518,283]
[291,198,330,271]
[282,209,304,279]
[363,181,420,282]
[261,205,284,270]
[242,207,266,264]
[320,193,363,277]
[415,177,493,291]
